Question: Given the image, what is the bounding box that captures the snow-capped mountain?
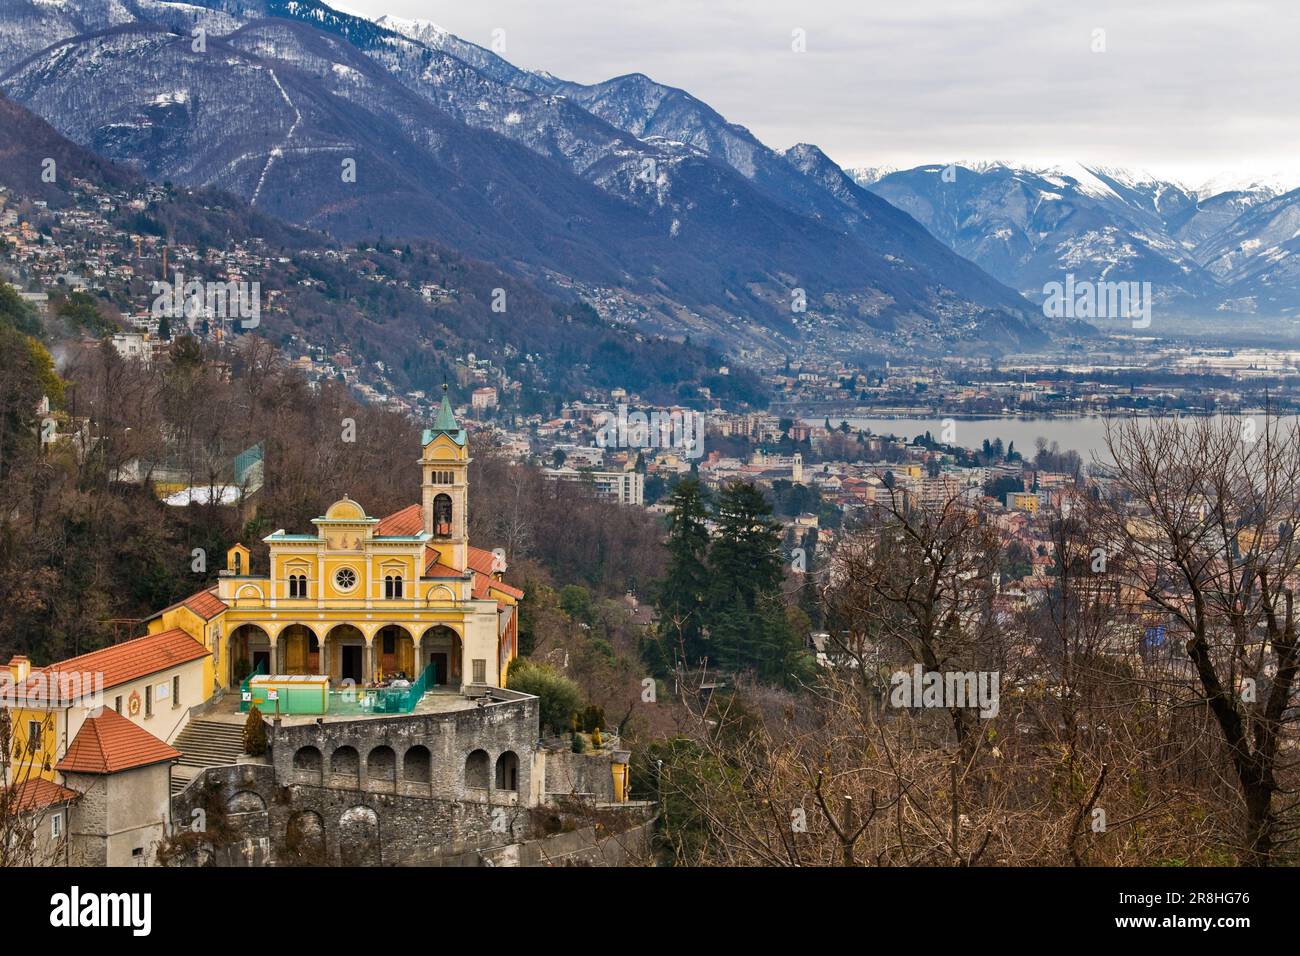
[1192,171,1300,202]
[854,161,1300,317]
[0,0,1046,356]
[844,166,898,187]
[1193,186,1300,313]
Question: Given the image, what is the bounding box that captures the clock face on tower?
[334,567,358,592]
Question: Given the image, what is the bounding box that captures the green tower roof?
[434,390,459,431]
[423,385,466,446]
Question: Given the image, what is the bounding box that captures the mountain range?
[0,0,1053,360]
[0,93,768,408]
[850,162,1300,322]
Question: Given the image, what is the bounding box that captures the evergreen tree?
[705,481,806,682]
[709,481,784,610]
[653,479,711,667]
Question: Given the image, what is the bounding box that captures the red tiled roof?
[4,778,80,813]
[465,546,499,576]
[473,572,524,601]
[418,546,522,599]
[23,628,210,697]
[56,709,180,775]
[430,564,464,578]
[149,586,227,623]
[376,504,423,537]
[467,546,524,599]
[182,588,227,620]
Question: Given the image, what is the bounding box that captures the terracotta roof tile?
[56,709,180,775]
[23,628,210,698]
[467,547,524,599]
[3,778,80,813]
[465,546,499,576]
[182,588,227,620]
[376,504,423,537]
[151,587,227,622]
[473,571,524,601]
[426,560,464,579]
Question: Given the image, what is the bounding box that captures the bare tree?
[1100,414,1300,863]
[823,486,1005,756]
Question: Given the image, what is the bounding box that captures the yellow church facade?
[145,394,523,697]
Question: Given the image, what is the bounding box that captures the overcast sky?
[338,0,1298,188]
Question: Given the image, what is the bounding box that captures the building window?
[289,574,308,598]
[114,696,122,715]
[172,675,181,709]
[472,659,486,684]
[432,470,454,484]
[132,847,144,866]
[145,685,153,718]
[334,567,358,592]
[384,575,403,599]
[27,720,41,754]
[51,813,62,839]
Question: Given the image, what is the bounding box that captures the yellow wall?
[6,707,57,782]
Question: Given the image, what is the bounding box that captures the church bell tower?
[420,385,471,571]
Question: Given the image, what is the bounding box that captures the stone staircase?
[170,719,246,794]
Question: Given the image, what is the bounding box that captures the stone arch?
[226,790,269,839]
[403,745,431,784]
[495,751,519,792]
[324,623,366,684]
[338,806,380,865]
[293,745,322,784]
[367,745,396,790]
[227,790,267,814]
[281,623,321,675]
[375,624,416,679]
[331,745,360,784]
[465,749,490,790]
[421,624,462,687]
[228,624,271,683]
[283,810,326,866]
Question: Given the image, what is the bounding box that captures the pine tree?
[706,481,797,678]
[653,479,711,667]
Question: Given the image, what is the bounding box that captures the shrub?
[571,731,585,754]
[243,705,268,756]
[506,658,583,736]
[580,704,605,733]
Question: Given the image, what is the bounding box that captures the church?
[0,392,637,867]
[159,387,524,698]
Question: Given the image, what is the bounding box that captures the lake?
[802,414,1300,463]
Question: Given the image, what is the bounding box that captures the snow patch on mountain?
[373,15,448,45]
[1194,171,1300,200]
